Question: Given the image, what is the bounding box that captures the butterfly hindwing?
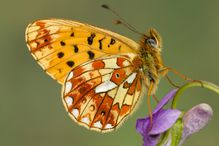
[62,55,142,132]
[25,19,140,83]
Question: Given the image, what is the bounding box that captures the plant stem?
[172,80,219,109]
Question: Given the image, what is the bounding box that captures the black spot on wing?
[87,51,95,59]
[73,45,79,53]
[98,38,105,50]
[110,38,116,45]
[87,33,96,45]
[108,38,116,47]
[57,52,64,58]
[118,45,121,51]
[70,32,74,37]
[60,41,66,46]
[66,61,75,67]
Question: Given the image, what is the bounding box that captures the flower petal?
[136,118,150,136]
[149,109,181,135]
[153,89,178,114]
[143,134,161,146]
[180,103,213,145]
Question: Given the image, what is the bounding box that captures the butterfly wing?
[62,55,142,132]
[25,19,140,84]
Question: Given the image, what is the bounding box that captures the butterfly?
[25,18,168,132]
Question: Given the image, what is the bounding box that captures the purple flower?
[136,89,213,146]
[136,89,181,146]
[179,103,213,145]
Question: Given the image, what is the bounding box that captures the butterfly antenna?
[101,4,144,36]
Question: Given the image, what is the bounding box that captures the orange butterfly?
[25,18,168,132]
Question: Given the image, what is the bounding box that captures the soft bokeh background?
[1,0,219,146]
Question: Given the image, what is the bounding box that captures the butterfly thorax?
[138,29,164,89]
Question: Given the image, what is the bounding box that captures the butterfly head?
[141,28,162,52]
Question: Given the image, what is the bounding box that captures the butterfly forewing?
[25,19,140,83]
[62,55,142,132]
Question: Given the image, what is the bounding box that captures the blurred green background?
[1,0,219,145]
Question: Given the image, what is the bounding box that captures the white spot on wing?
[105,123,113,129]
[95,80,117,93]
[65,82,72,94]
[94,121,102,128]
[123,60,130,66]
[81,117,90,124]
[126,72,137,83]
[103,58,120,69]
[30,42,37,48]
[28,31,38,41]
[65,96,73,106]
[72,109,79,118]
[28,26,40,34]
[67,72,74,80]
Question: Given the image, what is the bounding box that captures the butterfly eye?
[147,38,157,48]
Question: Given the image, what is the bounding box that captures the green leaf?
[170,117,184,146]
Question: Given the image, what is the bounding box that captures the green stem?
[172,80,219,109]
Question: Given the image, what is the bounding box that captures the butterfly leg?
[152,95,159,103]
[145,82,156,131]
[140,71,156,129]
[159,66,196,88]
[160,67,205,88]
[165,75,181,88]
[159,67,192,81]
